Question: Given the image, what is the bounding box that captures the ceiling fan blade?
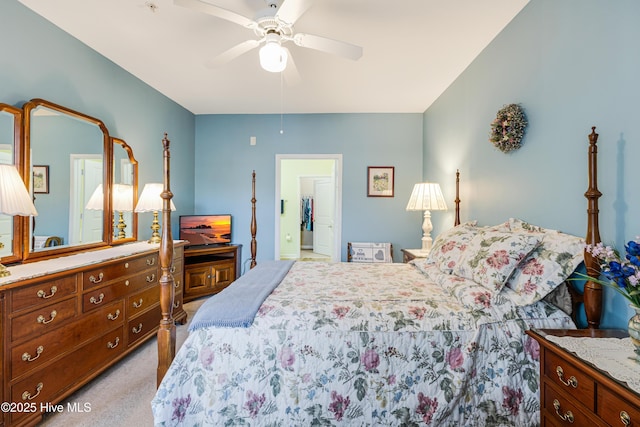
[205,39,261,68]
[282,48,301,86]
[275,0,313,26]
[293,33,363,61]
[174,0,257,29]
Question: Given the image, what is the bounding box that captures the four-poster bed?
[154,127,604,425]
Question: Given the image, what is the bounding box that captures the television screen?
[179,214,232,246]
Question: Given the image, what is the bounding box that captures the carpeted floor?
[38,298,205,427]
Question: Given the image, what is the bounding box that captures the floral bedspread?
[152,261,574,426]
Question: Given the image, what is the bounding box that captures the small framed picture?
[33,165,49,194]
[367,166,394,197]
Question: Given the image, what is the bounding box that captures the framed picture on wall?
[367,166,394,197]
[33,165,49,194]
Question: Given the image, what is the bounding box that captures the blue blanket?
[188,260,295,330]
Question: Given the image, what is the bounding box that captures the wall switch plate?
[250,136,256,146]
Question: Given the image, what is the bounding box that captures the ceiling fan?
[174,0,363,79]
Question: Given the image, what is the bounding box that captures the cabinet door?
[184,265,213,296]
[212,261,235,292]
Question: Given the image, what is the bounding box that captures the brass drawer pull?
[553,399,574,423]
[132,298,143,309]
[147,258,156,266]
[22,383,43,401]
[146,273,156,283]
[107,309,121,321]
[174,280,181,289]
[132,323,143,334]
[22,346,44,362]
[107,337,120,349]
[125,280,130,286]
[90,293,105,305]
[37,285,57,299]
[89,272,104,284]
[37,310,57,324]
[125,262,129,268]
[556,366,577,388]
[170,265,176,273]
[620,411,631,426]
[173,301,180,309]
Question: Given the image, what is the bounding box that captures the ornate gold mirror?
[0,103,23,266]
[111,137,138,243]
[22,99,111,261]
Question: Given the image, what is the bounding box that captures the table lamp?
[406,182,448,252]
[112,183,133,239]
[134,183,176,244]
[0,164,38,277]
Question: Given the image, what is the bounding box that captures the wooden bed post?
[584,126,603,329]
[250,170,257,269]
[157,133,176,386]
[454,169,461,226]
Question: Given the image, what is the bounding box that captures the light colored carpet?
[38,299,205,427]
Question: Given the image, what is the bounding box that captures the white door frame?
[275,154,343,262]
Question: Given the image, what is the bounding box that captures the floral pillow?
[504,230,585,306]
[451,229,543,293]
[493,218,585,305]
[427,222,479,274]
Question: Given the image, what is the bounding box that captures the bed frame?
[155,127,604,385]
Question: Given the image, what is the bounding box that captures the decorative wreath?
[489,103,528,153]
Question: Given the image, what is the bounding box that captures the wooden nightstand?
[527,328,640,426]
[401,248,430,263]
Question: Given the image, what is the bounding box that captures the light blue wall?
[194,114,423,267]
[0,1,196,235]
[423,0,640,329]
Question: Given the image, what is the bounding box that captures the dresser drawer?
[82,254,158,289]
[10,300,124,380]
[10,274,78,312]
[597,385,640,426]
[544,348,596,411]
[128,285,160,317]
[127,303,161,346]
[82,269,158,313]
[543,382,600,426]
[11,297,78,343]
[9,326,125,425]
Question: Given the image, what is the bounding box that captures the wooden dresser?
[0,241,185,427]
[527,328,640,427]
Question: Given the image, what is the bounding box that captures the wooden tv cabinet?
[183,244,242,302]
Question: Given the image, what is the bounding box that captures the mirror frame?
[0,103,25,266]
[110,137,139,245]
[22,98,113,262]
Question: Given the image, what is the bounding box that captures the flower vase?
[628,305,640,363]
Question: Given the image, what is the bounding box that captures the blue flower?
[627,241,640,257]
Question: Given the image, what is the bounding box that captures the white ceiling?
[18,0,528,115]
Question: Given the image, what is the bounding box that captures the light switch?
[250,136,256,146]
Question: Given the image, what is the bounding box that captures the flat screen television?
[179,214,232,246]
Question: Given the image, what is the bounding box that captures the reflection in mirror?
[0,104,22,265]
[112,138,138,243]
[24,99,109,260]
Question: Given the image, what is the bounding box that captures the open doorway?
[275,154,342,262]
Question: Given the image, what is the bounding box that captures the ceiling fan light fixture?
[259,37,288,73]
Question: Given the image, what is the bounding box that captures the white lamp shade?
[406,182,448,211]
[0,164,38,216]
[112,183,134,212]
[259,35,288,73]
[85,184,103,210]
[134,183,176,212]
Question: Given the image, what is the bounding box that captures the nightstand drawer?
[597,386,640,426]
[544,349,596,411]
[543,382,600,426]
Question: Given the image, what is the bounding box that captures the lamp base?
[147,211,161,244]
[421,210,433,253]
[0,263,10,277]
